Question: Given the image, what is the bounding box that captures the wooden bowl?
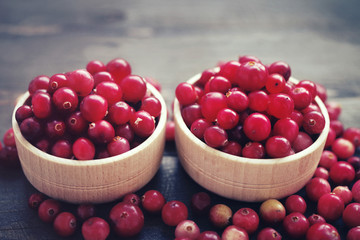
[12,84,167,204]
[174,73,330,202]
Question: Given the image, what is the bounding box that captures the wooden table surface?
[0,1,359,239]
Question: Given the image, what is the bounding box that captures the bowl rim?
[12,83,167,167]
[174,71,330,165]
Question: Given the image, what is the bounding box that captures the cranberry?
[28,75,50,95]
[66,111,87,135]
[140,96,162,118]
[222,141,242,156]
[80,94,108,122]
[232,207,259,235]
[108,101,132,125]
[267,93,294,119]
[317,193,344,221]
[268,61,291,81]
[266,73,285,94]
[122,193,141,206]
[35,138,51,153]
[72,137,95,160]
[243,113,271,142]
[307,214,326,226]
[106,58,131,84]
[306,223,340,240]
[52,87,78,112]
[31,91,52,119]
[109,202,144,237]
[175,220,201,240]
[259,199,286,225]
[197,231,221,240]
[285,194,307,214]
[242,142,265,159]
[38,199,61,223]
[200,91,227,122]
[28,192,46,210]
[191,192,211,216]
[292,131,313,153]
[218,60,241,84]
[88,120,115,144]
[53,212,77,237]
[330,120,344,137]
[236,61,268,91]
[347,156,360,171]
[0,146,20,168]
[302,111,325,135]
[305,177,331,202]
[76,204,96,221]
[165,121,175,141]
[196,68,217,86]
[326,101,342,120]
[332,186,353,205]
[68,69,94,97]
[272,118,299,143]
[290,86,312,110]
[115,123,135,142]
[319,150,338,170]
[3,128,15,147]
[265,136,292,158]
[325,127,336,148]
[95,81,122,105]
[209,204,232,229]
[248,90,269,112]
[342,127,360,147]
[204,125,228,148]
[129,110,155,138]
[282,212,309,239]
[352,180,360,203]
[161,200,188,226]
[141,190,166,214]
[316,83,327,102]
[331,138,355,160]
[82,217,110,240]
[181,104,203,127]
[86,60,106,75]
[15,105,33,123]
[256,227,282,240]
[107,136,130,156]
[314,166,329,180]
[120,75,147,103]
[190,119,212,140]
[221,225,249,240]
[342,203,360,228]
[93,71,114,86]
[45,119,66,139]
[347,226,360,240]
[216,108,239,130]
[208,76,232,94]
[51,139,72,158]
[226,89,249,112]
[297,80,317,101]
[238,55,261,63]
[329,161,355,185]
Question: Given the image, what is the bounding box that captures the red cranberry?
[305,177,331,202]
[0,146,20,168]
[317,193,344,221]
[319,150,338,170]
[86,60,106,75]
[200,92,227,122]
[197,231,221,240]
[292,131,314,153]
[325,127,336,148]
[165,121,175,141]
[314,167,329,180]
[120,75,147,103]
[331,138,355,160]
[302,110,325,135]
[106,58,131,84]
[82,217,110,240]
[107,136,130,156]
[109,202,144,237]
[51,139,72,158]
[66,111,87,135]
[329,161,355,185]
[243,113,271,142]
[108,101,132,125]
[242,142,265,159]
[342,203,360,228]
[268,61,291,81]
[140,96,162,118]
[46,119,66,139]
[222,141,242,156]
[256,227,282,240]
[238,55,261,64]
[38,199,61,223]
[232,207,259,235]
[31,91,52,119]
[266,73,285,94]
[259,199,286,225]
[306,223,340,240]
[141,190,166,214]
[208,76,232,94]
[307,214,326,226]
[175,220,201,240]
[122,193,141,206]
[115,123,135,142]
[161,200,188,226]
[282,212,309,239]
[342,127,360,147]
[248,90,269,112]
[347,156,360,171]
[226,89,249,112]
[88,120,115,144]
[272,118,299,143]
[209,204,232,229]
[218,60,241,84]
[332,186,353,205]
[352,179,360,203]
[95,81,122,105]
[28,75,50,95]
[68,69,94,97]
[28,192,46,210]
[221,225,249,240]
[285,194,307,214]
[76,204,96,221]
[267,93,294,119]
[236,61,268,91]
[72,137,95,160]
[190,119,212,140]
[93,71,114,86]
[204,125,228,148]
[326,101,341,120]
[3,128,15,147]
[216,108,239,130]
[15,105,33,123]
[52,87,78,112]
[80,94,108,122]
[53,212,77,237]
[191,192,211,216]
[290,86,312,110]
[265,136,292,158]
[330,120,344,137]
[129,110,155,138]
[347,226,360,240]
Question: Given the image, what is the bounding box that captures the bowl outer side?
[174,73,330,202]
[12,83,167,204]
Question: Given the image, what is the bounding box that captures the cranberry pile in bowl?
[174,55,330,202]
[12,58,167,204]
